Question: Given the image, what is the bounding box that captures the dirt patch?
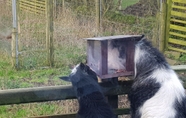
[122,0,158,17]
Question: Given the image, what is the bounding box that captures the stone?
[166,58,177,65]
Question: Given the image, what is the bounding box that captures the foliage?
[179,54,186,64]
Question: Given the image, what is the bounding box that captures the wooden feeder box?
[84,35,142,79]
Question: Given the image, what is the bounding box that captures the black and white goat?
[59,63,116,118]
[128,36,186,118]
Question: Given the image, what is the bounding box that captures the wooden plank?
[168,38,186,46]
[165,0,173,50]
[169,32,186,38]
[84,35,141,41]
[18,0,46,14]
[168,46,186,53]
[0,81,132,105]
[172,4,186,10]
[11,28,16,68]
[21,0,46,5]
[19,2,46,10]
[106,77,119,118]
[20,1,46,8]
[159,0,167,52]
[8,0,46,6]
[19,2,45,10]
[101,40,108,75]
[20,5,45,14]
[30,108,130,118]
[125,40,135,72]
[171,11,186,18]
[172,0,186,4]
[170,19,186,25]
[95,0,101,35]
[19,4,45,10]
[19,4,45,12]
[99,71,133,79]
[30,113,76,118]
[170,24,186,31]
[171,65,186,71]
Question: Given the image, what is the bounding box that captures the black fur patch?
[77,91,116,118]
[174,97,186,118]
[129,38,171,118]
[135,39,169,79]
[76,84,101,97]
[129,78,161,118]
[60,63,116,118]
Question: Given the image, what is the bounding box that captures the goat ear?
[79,62,85,69]
[84,64,90,72]
[59,76,70,82]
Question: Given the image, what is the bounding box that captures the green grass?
[114,0,139,9]
[0,102,67,118]
[0,45,81,117]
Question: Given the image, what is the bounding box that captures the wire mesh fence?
[0,1,164,118]
[0,0,160,70]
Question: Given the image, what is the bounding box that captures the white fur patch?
[71,64,79,75]
[139,69,185,118]
[134,45,145,77]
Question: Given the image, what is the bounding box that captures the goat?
[59,63,116,118]
[129,36,186,118]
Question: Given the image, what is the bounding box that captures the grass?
[114,0,139,9]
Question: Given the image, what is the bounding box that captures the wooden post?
[11,28,16,67]
[159,0,167,52]
[11,0,19,69]
[62,0,65,15]
[83,0,87,6]
[46,0,54,67]
[95,0,101,36]
[165,0,172,51]
[118,0,122,10]
[102,77,118,118]
[54,0,57,18]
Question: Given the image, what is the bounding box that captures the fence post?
[118,0,122,10]
[11,0,19,69]
[46,0,54,67]
[95,0,101,36]
[165,0,172,51]
[62,0,65,14]
[159,0,167,52]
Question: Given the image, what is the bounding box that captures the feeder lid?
[84,35,142,41]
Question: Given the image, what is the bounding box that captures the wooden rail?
[0,81,132,117]
[0,81,132,105]
[171,65,186,71]
[0,64,186,118]
[30,108,130,118]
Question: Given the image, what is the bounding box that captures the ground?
[122,0,158,16]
